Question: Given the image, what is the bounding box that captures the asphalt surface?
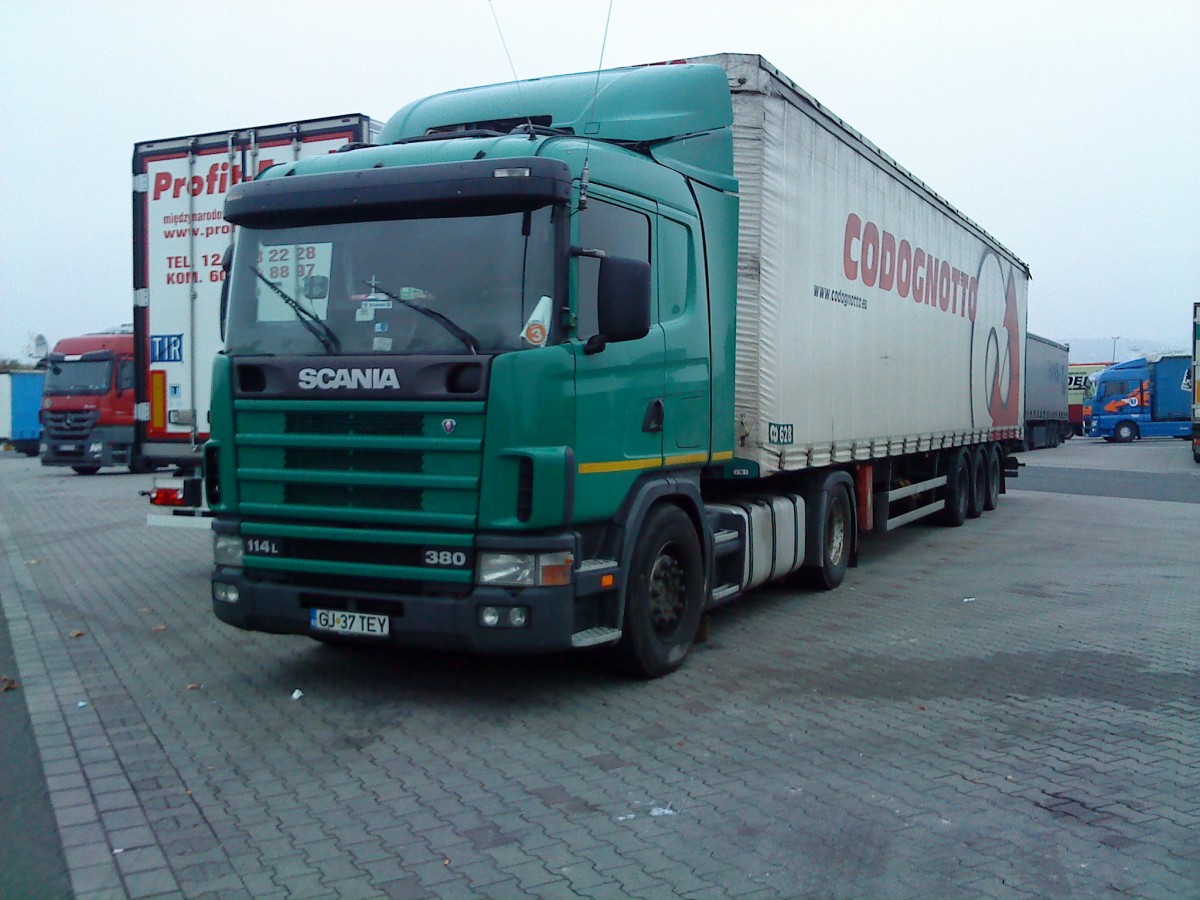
[1,438,1198,898]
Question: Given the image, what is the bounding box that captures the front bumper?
[40,427,134,468]
[211,567,581,654]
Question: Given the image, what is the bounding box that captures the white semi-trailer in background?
[131,115,380,473]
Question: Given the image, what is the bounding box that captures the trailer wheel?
[71,466,100,476]
[983,445,1002,511]
[1114,421,1139,443]
[609,504,705,678]
[967,448,986,519]
[939,451,969,527]
[808,484,852,591]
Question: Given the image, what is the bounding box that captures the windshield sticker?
[256,242,333,322]
[372,336,393,352]
[355,307,375,322]
[374,323,388,333]
[521,295,553,348]
[359,298,394,310]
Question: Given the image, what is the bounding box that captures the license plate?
[59,443,78,452]
[309,608,389,637]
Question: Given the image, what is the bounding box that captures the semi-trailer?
[0,370,44,457]
[207,54,1030,676]
[1192,302,1199,462]
[132,115,381,477]
[1024,333,1069,449]
[1068,361,1111,435]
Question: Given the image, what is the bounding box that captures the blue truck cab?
[1084,353,1191,442]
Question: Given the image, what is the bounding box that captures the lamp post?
[1111,336,1119,361]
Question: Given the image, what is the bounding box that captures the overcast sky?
[2,0,1197,363]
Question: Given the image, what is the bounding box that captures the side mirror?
[218,244,233,341]
[587,256,651,354]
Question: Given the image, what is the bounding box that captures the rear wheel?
[940,451,969,527]
[609,504,705,678]
[983,445,1002,511]
[72,466,100,476]
[967,448,986,519]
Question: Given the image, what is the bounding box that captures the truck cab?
[40,328,138,474]
[1084,353,1191,442]
[208,64,734,674]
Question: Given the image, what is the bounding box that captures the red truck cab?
[40,328,138,474]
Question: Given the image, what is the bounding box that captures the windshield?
[1095,378,1137,401]
[44,359,113,395]
[225,206,558,356]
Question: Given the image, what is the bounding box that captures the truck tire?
[609,504,705,678]
[967,447,986,519]
[940,451,970,527]
[71,466,100,476]
[1114,421,1139,443]
[983,445,1001,511]
[808,483,851,590]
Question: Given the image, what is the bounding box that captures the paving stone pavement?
[1,454,1198,899]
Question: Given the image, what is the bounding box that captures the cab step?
[709,582,741,607]
[570,627,622,648]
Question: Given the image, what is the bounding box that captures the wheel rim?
[827,500,847,565]
[647,547,686,638]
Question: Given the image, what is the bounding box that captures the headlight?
[213,534,244,568]
[476,551,573,587]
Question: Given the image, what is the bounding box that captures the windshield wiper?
[251,267,341,354]
[367,281,480,355]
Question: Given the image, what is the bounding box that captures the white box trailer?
[696,54,1029,476]
[1023,332,1070,449]
[131,114,380,470]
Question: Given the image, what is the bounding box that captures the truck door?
[658,214,710,465]
[571,193,664,523]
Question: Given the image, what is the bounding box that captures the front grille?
[284,446,422,473]
[285,411,423,436]
[44,410,98,439]
[235,399,484,529]
[283,484,423,510]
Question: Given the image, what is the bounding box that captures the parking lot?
[2,438,1198,899]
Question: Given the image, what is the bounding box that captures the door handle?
[642,399,664,434]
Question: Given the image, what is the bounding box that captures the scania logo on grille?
[442,419,457,434]
[297,367,401,390]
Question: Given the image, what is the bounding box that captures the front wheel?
[609,504,705,679]
[72,465,100,476]
[1114,421,1139,443]
[800,483,852,591]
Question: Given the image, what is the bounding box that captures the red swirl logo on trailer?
[971,252,1021,429]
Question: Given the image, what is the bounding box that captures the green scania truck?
[209,54,1030,676]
